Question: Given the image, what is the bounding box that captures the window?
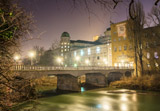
[155,62,159,67]
[80,50,84,56]
[96,47,100,53]
[118,38,121,41]
[124,45,127,50]
[88,48,91,55]
[119,46,121,51]
[68,46,70,48]
[74,51,76,56]
[114,63,117,67]
[114,47,117,52]
[154,52,159,59]
[97,56,100,60]
[147,52,150,59]
[147,64,150,67]
[61,50,63,52]
[61,46,63,48]
[64,49,67,51]
[64,45,66,48]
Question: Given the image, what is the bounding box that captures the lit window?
[61,53,63,56]
[147,52,150,59]
[119,46,121,51]
[65,46,66,48]
[114,63,117,67]
[74,51,77,56]
[64,43,67,45]
[96,47,100,53]
[109,47,111,50]
[68,46,70,48]
[61,46,63,48]
[147,64,150,67]
[61,50,63,52]
[80,50,84,56]
[154,52,159,59]
[124,45,127,50]
[155,63,159,67]
[88,48,91,55]
[61,43,63,45]
[64,49,67,51]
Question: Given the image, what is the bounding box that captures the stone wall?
[85,73,106,87]
[57,74,80,91]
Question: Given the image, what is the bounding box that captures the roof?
[70,40,102,45]
[61,32,70,37]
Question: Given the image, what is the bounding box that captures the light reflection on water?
[20,89,160,111]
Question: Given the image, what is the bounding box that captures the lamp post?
[14,55,20,65]
[85,59,89,67]
[29,51,35,65]
[57,57,63,66]
[75,56,80,68]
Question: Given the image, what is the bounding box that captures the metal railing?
[12,65,134,71]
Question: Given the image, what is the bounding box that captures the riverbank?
[110,75,160,91]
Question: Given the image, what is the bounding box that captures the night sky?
[20,0,154,56]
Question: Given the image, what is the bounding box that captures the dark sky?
[20,0,154,56]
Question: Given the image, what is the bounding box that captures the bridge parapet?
[13,65,134,71]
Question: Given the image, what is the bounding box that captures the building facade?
[57,20,160,74]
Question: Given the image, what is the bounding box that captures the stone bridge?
[13,65,134,91]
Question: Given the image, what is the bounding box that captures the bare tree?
[0,0,35,110]
[127,1,146,76]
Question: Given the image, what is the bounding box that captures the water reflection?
[18,89,160,111]
[120,103,128,111]
[120,94,128,101]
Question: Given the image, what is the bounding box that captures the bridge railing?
[12,65,134,71]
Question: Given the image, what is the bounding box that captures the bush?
[110,75,160,91]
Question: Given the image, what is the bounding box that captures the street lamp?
[28,51,35,65]
[14,55,20,65]
[57,57,63,66]
[85,59,89,66]
[75,56,80,67]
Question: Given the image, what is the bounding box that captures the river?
[18,88,160,111]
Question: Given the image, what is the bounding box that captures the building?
[59,29,111,67]
[57,20,160,75]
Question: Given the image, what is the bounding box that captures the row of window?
[147,52,159,59]
[61,42,70,45]
[61,46,70,48]
[74,47,102,56]
[114,45,132,52]
[61,49,69,52]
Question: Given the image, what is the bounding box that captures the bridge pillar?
[84,73,107,87]
[107,72,123,84]
[57,74,80,91]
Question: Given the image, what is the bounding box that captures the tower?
[60,32,70,56]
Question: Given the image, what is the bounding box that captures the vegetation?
[0,0,34,110]
[110,75,160,91]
